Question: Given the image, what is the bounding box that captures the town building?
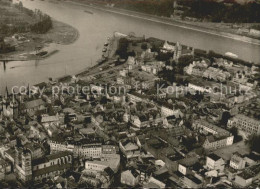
[203,135,234,150]
[161,41,175,53]
[119,137,141,159]
[227,114,260,136]
[24,99,46,113]
[48,140,117,158]
[127,92,147,103]
[41,115,60,128]
[15,148,72,183]
[173,42,182,61]
[234,164,260,187]
[75,144,102,158]
[230,152,246,170]
[85,154,120,173]
[121,169,140,186]
[206,154,225,172]
[192,120,230,136]
[181,174,203,188]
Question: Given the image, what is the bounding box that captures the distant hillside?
[80,0,260,23]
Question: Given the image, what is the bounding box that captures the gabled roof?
[32,151,72,166]
[122,169,140,178]
[25,99,45,109]
[178,156,199,167]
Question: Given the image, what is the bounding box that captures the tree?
[245,135,260,153]
[116,38,129,59]
[230,127,238,136]
[221,111,231,127]
[141,43,148,50]
[177,55,194,67]
[64,113,70,124]
[100,96,108,104]
[182,136,197,151]
[230,127,242,142]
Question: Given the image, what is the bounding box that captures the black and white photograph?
[0,0,260,188]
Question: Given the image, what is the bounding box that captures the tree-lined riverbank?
[68,0,260,46]
[0,0,79,61]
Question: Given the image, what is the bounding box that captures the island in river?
[0,0,79,61]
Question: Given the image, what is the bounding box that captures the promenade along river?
[1,0,260,93]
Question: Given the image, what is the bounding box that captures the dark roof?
[166,115,176,120]
[104,167,114,178]
[186,174,202,185]
[32,151,72,166]
[130,168,140,178]
[33,163,71,177]
[237,164,260,180]
[178,157,198,167]
[208,153,222,161]
[139,115,149,122]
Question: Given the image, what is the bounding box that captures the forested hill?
[82,0,260,23]
[0,0,52,35]
[179,0,260,23]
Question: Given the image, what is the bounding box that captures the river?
[1,0,260,94]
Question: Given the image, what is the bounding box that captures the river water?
[1,0,260,94]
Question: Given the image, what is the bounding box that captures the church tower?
[2,87,19,119]
[174,42,182,62]
[10,95,19,120]
[2,86,10,117]
[21,149,32,182]
[0,96,3,121]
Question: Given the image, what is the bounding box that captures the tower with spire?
[2,86,19,119]
[173,42,182,62]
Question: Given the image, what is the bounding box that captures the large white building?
[227,114,260,136]
[206,154,225,172]
[75,144,102,158]
[192,120,230,136]
[48,140,117,158]
[85,154,120,173]
[230,152,246,170]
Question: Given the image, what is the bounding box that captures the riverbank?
[0,19,79,61]
[67,0,260,46]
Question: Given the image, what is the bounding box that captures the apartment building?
[227,114,260,136]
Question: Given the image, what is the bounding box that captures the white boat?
[225,52,238,59]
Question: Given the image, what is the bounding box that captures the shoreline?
[66,0,260,46]
[0,20,79,62]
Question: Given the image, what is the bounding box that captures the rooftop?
[194,120,230,136]
[124,142,139,151]
[237,164,260,180]
[185,174,202,185]
[25,99,45,109]
[32,151,72,166]
[208,153,222,161]
[86,154,120,171]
